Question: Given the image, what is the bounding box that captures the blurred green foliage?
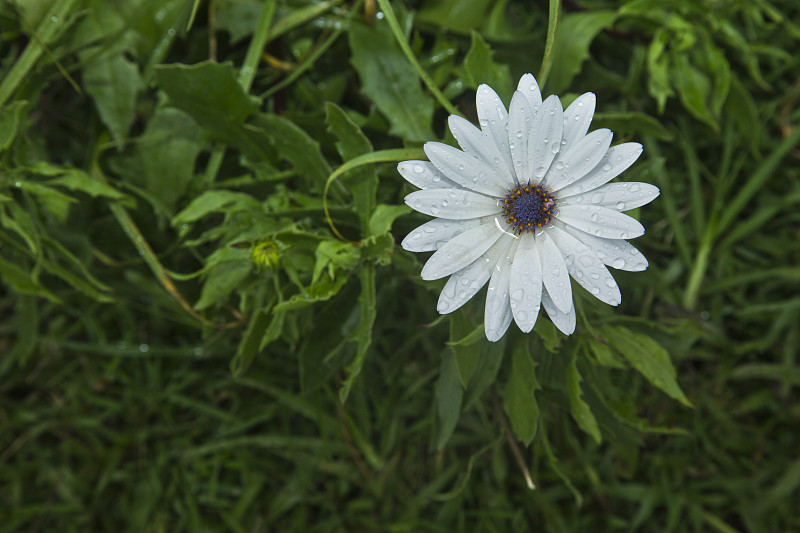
[1,0,799,531]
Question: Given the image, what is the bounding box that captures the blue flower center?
[501,183,556,234]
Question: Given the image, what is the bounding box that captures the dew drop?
[591,193,604,204]
[605,278,617,288]
[441,200,448,207]
[413,164,425,173]
[616,201,625,210]
[431,206,439,215]
[591,287,600,295]
[554,161,564,170]
[602,162,612,172]
[590,212,599,222]
[612,258,626,269]
[630,183,641,192]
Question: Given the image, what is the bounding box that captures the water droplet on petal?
[616,201,625,210]
[612,258,625,269]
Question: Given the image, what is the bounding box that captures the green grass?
[1,0,799,531]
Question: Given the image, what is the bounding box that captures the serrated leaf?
[567,353,602,443]
[463,31,511,98]
[368,204,410,236]
[231,305,273,376]
[349,19,434,141]
[251,113,331,191]
[603,325,693,407]
[154,62,272,161]
[434,349,463,450]
[272,275,349,313]
[325,102,377,232]
[339,262,377,403]
[548,11,617,94]
[503,342,541,446]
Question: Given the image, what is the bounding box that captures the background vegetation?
[1,0,799,530]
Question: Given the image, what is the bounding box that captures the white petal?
[398,161,459,190]
[527,95,564,184]
[507,91,535,183]
[556,143,643,197]
[561,92,596,151]
[448,115,514,186]
[559,223,649,271]
[541,290,576,335]
[538,230,572,313]
[547,225,621,306]
[545,129,613,192]
[401,218,483,252]
[516,73,543,112]
[437,236,515,314]
[404,189,500,219]
[556,205,645,240]
[476,84,515,176]
[484,239,518,342]
[421,221,505,280]
[560,182,660,211]
[509,234,542,333]
[424,142,509,197]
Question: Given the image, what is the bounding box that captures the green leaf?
[173,190,262,226]
[20,181,76,223]
[47,168,132,204]
[312,240,359,285]
[325,101,377,231]
[646,29,675,113]
[368,204,410,236]
[339,261,377,403]
[154,62,272,162]
[0,99,27,151]
[547,11,617,93]
[109,107,202,212]
[434,350,463,450]
[673,54,718,131]
[586,337,626,369]
[349,19,434,141]
[272,275,349,313]
[593,111,673,141]
[502,342,541,446]
[463,31,512,98]
[602,325,693,407]
[449,310,480,388]
[417,0,493,33]
[567,352,602,444]
[82,48,144,144]
[0,257,61,303]
[195,261,252,311]
[231,305,273,376]
[359,232,395,266]
[251,113,331,191]
[464,338,507,409]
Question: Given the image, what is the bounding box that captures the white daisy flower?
[399,73,659,341]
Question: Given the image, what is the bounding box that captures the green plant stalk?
[538,0,561,88]
[375,0,459,116]
[683,215,715,310]
[0,0,81,108]
[239,0,277,92]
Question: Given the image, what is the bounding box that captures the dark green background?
[1,0,798,531]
